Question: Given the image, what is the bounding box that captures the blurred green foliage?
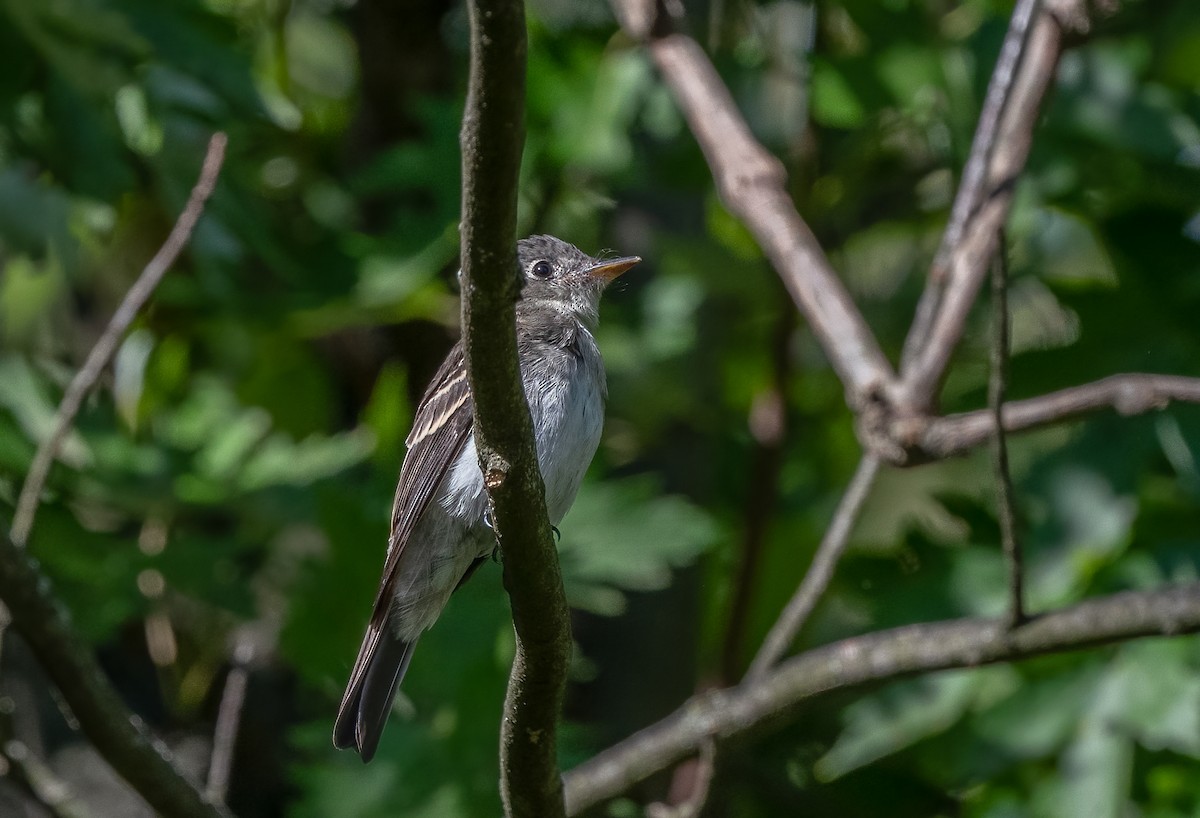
[0,0,1198,816]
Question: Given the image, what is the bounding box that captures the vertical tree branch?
[720,308,794,682]
[989,231,1025,627]
[205,636,253,805]
[0,530,229,818]
[458,2,570,817]
[746,454,881,679]
[10,132,228,549]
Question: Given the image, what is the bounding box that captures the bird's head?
[515,234,640,326]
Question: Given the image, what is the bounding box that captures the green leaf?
[0,354,90,470]
[558,477,718,615]
[817,668,1007,780]
[811,60,867,129]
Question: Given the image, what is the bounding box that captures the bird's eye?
[530,260,553,279]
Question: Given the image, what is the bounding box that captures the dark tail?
[333,622,417,762]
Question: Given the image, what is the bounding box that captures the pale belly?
[438,354,604,527]
[389,338,605,641]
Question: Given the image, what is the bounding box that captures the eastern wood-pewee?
[334,235,639,761]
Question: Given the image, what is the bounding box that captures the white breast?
[439,326,605,528]
[529,341,606,524]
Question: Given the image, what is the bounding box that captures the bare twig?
[989,232,1025,627]
[563,581,1200,813]
[645,740,718,818]
[897,4,1068,411]
[611,0,894,408]
[10,133,228,548]
[1,739,94,818]
[900,0,1040,371]
[913,374,1200,459]
[458,1,570,817]
[0,529,229,818]
[746,454,881,679]
[205,636,253,805]
[721,309,793,682]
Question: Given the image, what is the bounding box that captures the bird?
[333,234,640,762]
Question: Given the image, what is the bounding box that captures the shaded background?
[1,0,1200,815]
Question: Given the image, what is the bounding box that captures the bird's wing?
[370,340,474,609]
[389,342,474,577]
[334,343,474,756]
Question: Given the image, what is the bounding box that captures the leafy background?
[0,0,1199,816]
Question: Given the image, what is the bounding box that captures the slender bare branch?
[564,582,1200,814]
[897,5,1071,411]
[912,373,1200,460]
[721,309,793,682]
[458,1,570,817]
[1,739,94,818]
[205,636,253,805]
[11,132,228,549]
[0,529,229,818]
[746,454,881,679]
[900,0,1040,372]
[610,0,894,409]
[988,233,1025,627]
[645,740,719,818]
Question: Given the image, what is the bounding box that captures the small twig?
[915,373,1200,459]
[10,132,228,548]
[720,308,793,682]
[1,739,94,818]
[901,0,1040,370]
[563,581,1200,814]
[646,739,718,818]
[746,454,881,679]
[688,747,724,818]
[989,231,1024,628]
[0,529,229,818]
[205,635,253,805]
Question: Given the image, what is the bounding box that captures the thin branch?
[645,740,719,818]
[0,529,229,818]
[897,4,1073,411]
[458,2,570,817]
[913,373,1200,460]
[989,232,1025,627]
[900,0,1040,372]
[1,739,94,818]
[610,0,894,409]
[721,308,793,682]
[563,581,1200,814]
[10,132,228,549]
[205,636,253,805]
[746,454,881,679]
